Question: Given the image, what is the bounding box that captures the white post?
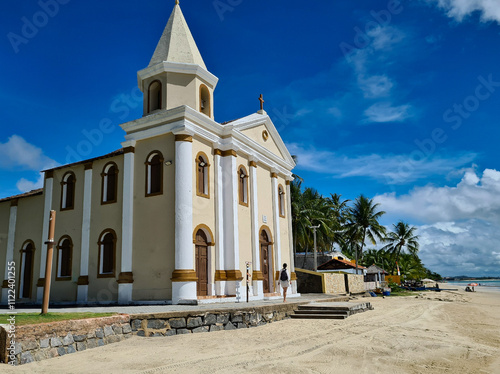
[271,173,281,292]
[118,146,135,304]
[77,164,93,303]
[222,151,240,296]
[172,135,196,304]
[37,173,53,303]
[214,150,226,295]
[1,202,18,304]
[249,161,262,297]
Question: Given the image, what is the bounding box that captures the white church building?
[0,2,297,305]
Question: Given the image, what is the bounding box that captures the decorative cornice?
[225,270,244,281]
[117,272,134,284]
[84,162,93,170]
[123,146,135,154]
[214,270,227,281]
[214,149,222,156]
[171,269,198,282]
[77,276,90,285]
[249,161,257,168]
[286,180,291,186]
[10,199,18,207]
[45,170,54,179]
[175,134,193,143]
[271,172,278,179]
[251,271,265,281]
[221,150,237,158]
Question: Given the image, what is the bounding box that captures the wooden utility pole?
[41,210,56,315]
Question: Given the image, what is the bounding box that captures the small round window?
[262,130,269,141]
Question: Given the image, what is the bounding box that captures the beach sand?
[5,286,500,374]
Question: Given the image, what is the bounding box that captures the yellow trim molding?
[171,269,198,282]
[214,270,227,281]
[117,272,134,284]
[252,271,265,281]
[175,135,193,143]
[226,270,244,281]
[77,276,89,285]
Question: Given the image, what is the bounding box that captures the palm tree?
[345,195,386,274]
[382,221,419,275]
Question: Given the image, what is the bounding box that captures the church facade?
[0,2,297,306]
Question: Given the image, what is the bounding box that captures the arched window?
[61,172,76,210]
[56,236,73,280]
[145,151,164,196]
[199,84,211,117]
[98,230,116,278]
[278,185,286,218]
[148,80,162,113]
[19,241,35,299]
[196,152,210,198]
[238,166,249,206]
[101,162,119,204]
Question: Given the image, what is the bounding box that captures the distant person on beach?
[279,263,290,303]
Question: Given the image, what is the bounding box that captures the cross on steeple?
[259,94,265,111]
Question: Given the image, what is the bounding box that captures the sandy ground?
[4,287,500,374]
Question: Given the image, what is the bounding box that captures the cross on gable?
[259,94,264,111]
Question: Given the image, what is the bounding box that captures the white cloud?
[0,135,59,193]
[375,168,500,222]
[364,102,412,123]
[358,75,394,98]
[417,220,500,276]
[287,143,476,184]
[430,0,500,23]
[0,135,58,171]
[375,168,500,276]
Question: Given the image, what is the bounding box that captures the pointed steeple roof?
[149,2,207,69]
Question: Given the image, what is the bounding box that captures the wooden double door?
[260,230,273,293]
[195,230,209,297]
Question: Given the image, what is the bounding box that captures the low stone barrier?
[130,303,299,337]
[1,315,131,365]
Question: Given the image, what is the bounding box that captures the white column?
[286,181,297,294]
[77,164,92,303]
[214,150,226,295]
[37,173,54,303]
[1,202,18,304]
[172,135,196,304]
[271,173,281,292]
[249,161,263,297]
[222,151,240,296]
[118,147,135,304]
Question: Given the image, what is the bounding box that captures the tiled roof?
[0,189,43,203]
[42,149,124,172]
[317,257,367,271]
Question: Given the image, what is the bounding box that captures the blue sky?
[1,0,500,277]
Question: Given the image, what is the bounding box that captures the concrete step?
[290,313,348,319]
[294,309,349,315]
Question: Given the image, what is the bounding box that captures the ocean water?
[445,279,500,290]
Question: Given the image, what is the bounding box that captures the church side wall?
[13,195,44,302]
[132,134,176,301]
[278,176,292,269]
[0,203,9,285]
[51,167,84,302]
[237,155,253,276]
[256,165,276,279]
[192,138,216,290]
[87,156,124,304]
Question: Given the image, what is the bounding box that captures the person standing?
[279,263,290,303]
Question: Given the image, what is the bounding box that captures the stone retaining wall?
[129,303,299,337]
[2,315,131,365]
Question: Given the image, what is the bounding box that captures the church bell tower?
[137,1,218,119]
